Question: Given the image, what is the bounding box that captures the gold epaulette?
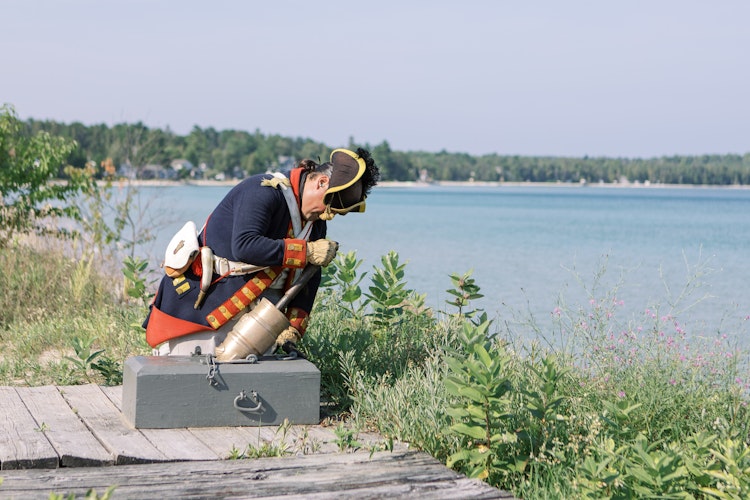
[260,177,291,189]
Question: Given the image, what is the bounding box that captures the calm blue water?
[136,184,750,345]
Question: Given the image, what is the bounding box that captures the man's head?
[321,148,380,220]
[301,148,379,222]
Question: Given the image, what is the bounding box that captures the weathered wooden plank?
[15,386,114,467]
[287,425,341,455]
[59,385,168,465]
[99,384,122,409]
[0,450,515,499]
[0,387,58,470]
[97,384,219,461]
[140,428,221,461]
[187,426,273,459]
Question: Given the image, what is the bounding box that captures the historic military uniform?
[143,148,378,357]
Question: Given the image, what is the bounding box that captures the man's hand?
[276,326,301,347]
[306,239,338,266]
[275,326,306,359]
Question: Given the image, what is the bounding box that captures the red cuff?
[282,239,307,268]
[286,307,310,336]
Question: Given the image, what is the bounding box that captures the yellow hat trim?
[325,148,366,195]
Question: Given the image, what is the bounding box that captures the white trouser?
[153,288,284,356]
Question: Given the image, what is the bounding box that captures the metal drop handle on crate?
[233,389,263,413]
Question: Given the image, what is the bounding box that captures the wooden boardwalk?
[0,385,514,498]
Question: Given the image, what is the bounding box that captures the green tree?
[0,104,94,247]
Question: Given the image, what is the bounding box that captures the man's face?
[301,175,330,222]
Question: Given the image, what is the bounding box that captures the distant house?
[170,159,195,172]
[118,163,137,179]
[140,164,176,180]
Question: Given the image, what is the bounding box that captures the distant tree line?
[23,118,750,185]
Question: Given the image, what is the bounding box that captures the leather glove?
[276,326,301,347]
[306,239,338,267]
[275,326,306,359]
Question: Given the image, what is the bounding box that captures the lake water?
[134,183,750,346]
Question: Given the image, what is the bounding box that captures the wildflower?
[552,307,561,316]
[617,391,626,398]
[669,379,677,385]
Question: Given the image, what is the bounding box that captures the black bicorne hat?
[325,148,369,214]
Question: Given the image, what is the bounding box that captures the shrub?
[0,104,94,246]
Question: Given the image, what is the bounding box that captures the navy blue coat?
[143,170,325,346]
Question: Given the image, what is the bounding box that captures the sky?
[2,1,748,158]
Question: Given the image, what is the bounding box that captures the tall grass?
[0,241,149,385]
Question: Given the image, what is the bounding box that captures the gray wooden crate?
[122,355,320,429]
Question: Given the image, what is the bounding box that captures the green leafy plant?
[573,438,622,498]
[122,256,153,306]
[624,434,693,498]
[703,435,750,498]
[0,104,94,246]
[334,423,363,452]
[244,441,290,459]
[521,354,571,450]
[444,269,484,319]
[226,445,243,460]
[64,336,104,383]
[91,356,123,386]
[365,250,425,328]
[444,319,524,482]
[321,250,368,319]
[48,486,117,500]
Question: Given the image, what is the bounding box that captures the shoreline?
[110,179,750,190]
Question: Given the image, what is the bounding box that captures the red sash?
[205,267,282,329]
